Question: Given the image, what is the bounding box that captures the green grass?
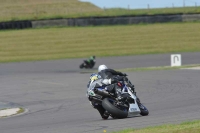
[112,120,200,133]
[0,0,102,22]
[17,108,25,115]
[0,0,200,22]
[1,22,200,63]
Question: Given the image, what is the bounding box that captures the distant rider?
[84,56,96,68]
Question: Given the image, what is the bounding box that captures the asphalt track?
[0,52,200,133]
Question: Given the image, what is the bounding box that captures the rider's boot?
[102,111,109,119]
[95,105,109,119]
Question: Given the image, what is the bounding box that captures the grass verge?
[0,108,25,118]
[0,22,200,63]
[17,108,25,115]
[0,0,102,22]
[112,120,200,133]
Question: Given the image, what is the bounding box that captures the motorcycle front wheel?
[138,102,149,116]
[102,98,128,119]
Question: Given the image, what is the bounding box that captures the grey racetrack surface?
[0,52,200,133]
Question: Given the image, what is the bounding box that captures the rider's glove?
[123,73,128,76]
[110,77,119,84]
[123,77,128,81]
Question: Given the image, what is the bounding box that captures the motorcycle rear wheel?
[79,63,84,69]
[102,98,128,119]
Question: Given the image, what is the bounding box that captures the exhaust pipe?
[94,88,110,97]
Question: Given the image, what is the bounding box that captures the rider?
[84,56,96,68]
[98,64,135,96]
[87,73,111,119]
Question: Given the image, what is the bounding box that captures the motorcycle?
[87,79,149,119]
[80,60,95,69]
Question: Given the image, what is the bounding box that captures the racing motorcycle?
[87,79,149,119]
[79,60,95,69]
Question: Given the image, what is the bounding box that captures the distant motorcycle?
[87,79,149,119]
[80,60,95,69]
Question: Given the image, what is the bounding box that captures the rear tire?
[102,98,128,119]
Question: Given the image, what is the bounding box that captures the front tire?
[102,98,128,119]
[138,103,149,116]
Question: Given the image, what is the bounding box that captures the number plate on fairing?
[130,108,137,112]
[128,103,140,117]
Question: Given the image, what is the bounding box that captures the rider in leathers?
[84,56,96,68]
[87,73,113,119]
[98,64,135,95]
